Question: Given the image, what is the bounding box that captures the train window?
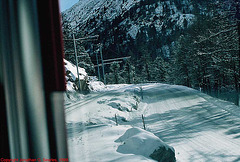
[61,0,240,161]
[1,0,240,161]
[0,0,67,161]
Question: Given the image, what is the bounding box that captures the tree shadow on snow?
[191,151,240,162]
[137,100,240,143]
[141,86,200,104]
[66,122,106,138]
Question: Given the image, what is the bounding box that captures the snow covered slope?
[63,0,141,30]
[65,83,240,161]
[62,0,206,59]
[63,0,197,35]
[64,59,87,91]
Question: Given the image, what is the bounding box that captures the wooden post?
[73,34,81,92]
[115,114,118,126]
[100,44,106,84]
[95,51,101,81]
[142,114,146,130]
[140,87,143,100]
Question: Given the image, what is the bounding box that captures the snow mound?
[64,59,88,91]
[115,127,176,161]
[64,59,87,80]
[113,155,156,162]
[88,81,106,91]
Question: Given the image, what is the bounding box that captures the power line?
[65,34,131,85]
[70,34,99,92]
[65,52,88,55]
[94,61,123,67]
[63,35,99,41]
[105,46,122,56]
[75,35,99,41]
[103,56,131,62]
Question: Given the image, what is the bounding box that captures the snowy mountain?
[63,0,197,33]
[62,0,207,59]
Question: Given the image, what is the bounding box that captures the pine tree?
[194,0,240,103]
[150,57,169,82]
[108,62,121,84]
[120,60,135,84]
[168,1,240,105]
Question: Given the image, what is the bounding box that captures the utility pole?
[64,34,99,92]
[73,34,81,91]
[95,49,101,81]
[115,114,118,126]
[93,56,131,84]
[236,0,240,106]
[99,43,106,84]
[92,44,100,81]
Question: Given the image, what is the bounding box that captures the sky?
[59,0,79,12]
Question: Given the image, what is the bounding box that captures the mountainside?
[62,0,208,59]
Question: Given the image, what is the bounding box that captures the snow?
[66,81,75,91]
[63,0,141,29]
[65,83,240,161]
[116,127,174,157]
[64,59,87,80]
[155,5,163,15]
[127,24,140,39]
[64,59,87,91]
[161,45,170,58]
[88,81,106,91]
[170,12,195,28]
[67,125,156,162]
[62,0,195,38]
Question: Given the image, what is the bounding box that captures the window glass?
[61,0,240,161]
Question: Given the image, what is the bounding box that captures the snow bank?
[88,83,133,92]
[64,59,88,91]
[88,81,106,91]
[115,127,176,161]
[67,125,157,162]
[64,59,87,80]
[64,60,109,92]
[65,83,240,161]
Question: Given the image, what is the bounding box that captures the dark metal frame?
[0,0,68,160]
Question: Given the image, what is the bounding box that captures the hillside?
[62,0,207,59]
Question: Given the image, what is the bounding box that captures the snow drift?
[64,59,88,91]
[115,127,176,162]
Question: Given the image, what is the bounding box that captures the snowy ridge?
[63,0,140,30]
[63,0,197,38]
[62,0,203,64]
